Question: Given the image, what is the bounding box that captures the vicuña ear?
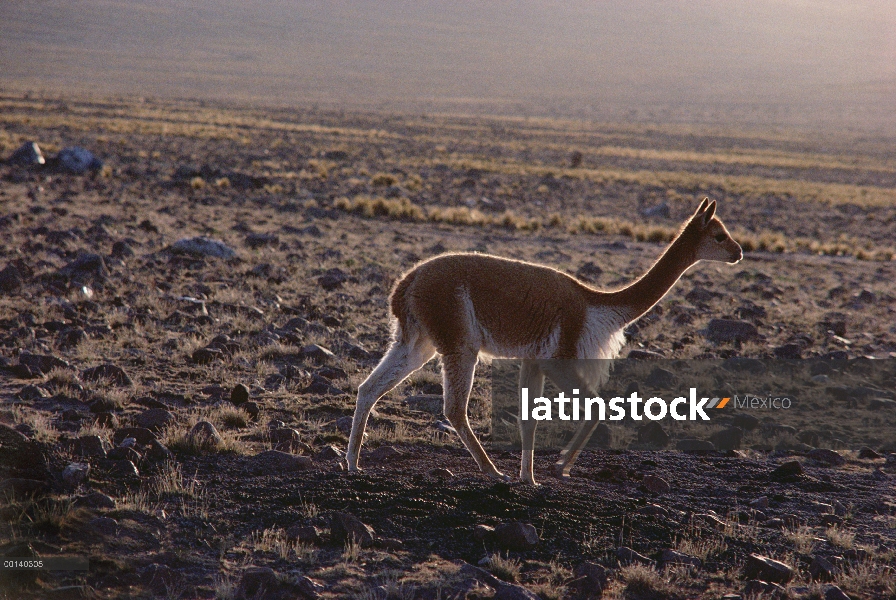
[701,200,717,226]
[695,198,710,215]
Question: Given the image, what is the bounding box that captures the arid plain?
[1,92,895,599]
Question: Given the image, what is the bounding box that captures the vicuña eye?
[714,234,727,242]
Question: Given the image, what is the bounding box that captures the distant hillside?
[2,0,894,132]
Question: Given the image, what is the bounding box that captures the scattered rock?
[0,423,49,480]
[644,366,676,389]
[113,427,157,446]
[81,364,133,386]
[705,319,759,343]
[316,445,345,461]
[636,504,669,518]
[493,522,539,551]
[334,416,354,435]
[693,513,728,531]
[367,445,403,463]
[16,384,48,400]
[318,268,348,291]
[571,561,608,597]
[286,525,322,545]
[686,285,720,303]
[72,434,108,458]
[187,421,223,451]
[57,327,87,349]
[616,546,653,566]
[57,146,103,174]
[75,491,116,509]
[575,261,603,282]
[744,553,794,583]
[710,426,743,451]
[300,344,336,362]
[170,237,237,259]
[146,439,175,461]
[245,232,279,248]
[676,438,716,453]
[732,413,760,431]
[192,347,224,365]
[330,512,376,546]
[0,478,49,500]
[637,422,669,448]
[770,460,803,481]
[110,239,135,258]
[743,580,785,597]
[858,446,882,460]
[822,584,851,600]
[296,575,325,599]
[236,566,280,600]
[242,401,261,420]
[774,343,803,359]
[0,263,24,293]
[248,450,312,473]
[660,549,701,567]
[807,448,845,466]
[58,253,108,280]
[868,398,896,411]
[134,408,175,431]
[88,516,118,535]
[18,352,71,376]
[61,462,90,487]
[429,467,454,479]
[750,496,770,510]
[6,141,46,165]
[640,474,670,494]
[107,459,139,478]
[809,555,839,581]
[231,383,250,405]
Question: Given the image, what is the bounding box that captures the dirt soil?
[0,92,895,600]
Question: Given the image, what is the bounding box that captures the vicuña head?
[347,198,741,484]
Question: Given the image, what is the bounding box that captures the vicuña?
[347,199,742,484]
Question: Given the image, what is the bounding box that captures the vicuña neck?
[601,232,697,323]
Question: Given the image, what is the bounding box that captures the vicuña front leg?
[518,360,545,485]
[347,338,435,472]
[442,351,507,480]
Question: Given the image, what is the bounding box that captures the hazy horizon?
[2,1,894,132]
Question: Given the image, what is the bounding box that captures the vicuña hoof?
[552,464,570,479]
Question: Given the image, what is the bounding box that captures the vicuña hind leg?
[347,337,435,471]
[442,351,507,480]
[518,360,544,485]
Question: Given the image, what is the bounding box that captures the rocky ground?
[0,92,895,599]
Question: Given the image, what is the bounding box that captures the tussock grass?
[619,563,675,597]
[12,407,58,444]
[334,196,895,261]
[162,410,246,455]
[483,553,521,583]
[250,526,316,563]
[825,526,856,549]
[784,526,820,554]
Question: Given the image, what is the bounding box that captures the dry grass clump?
[483,553,521,583]
[162,410,246,455]
[12,406,58,444]
[825,526,856,549]
[333,194,895,261]
[618,563,676,598]
[250,526,317,563]
[335,195,424,220]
